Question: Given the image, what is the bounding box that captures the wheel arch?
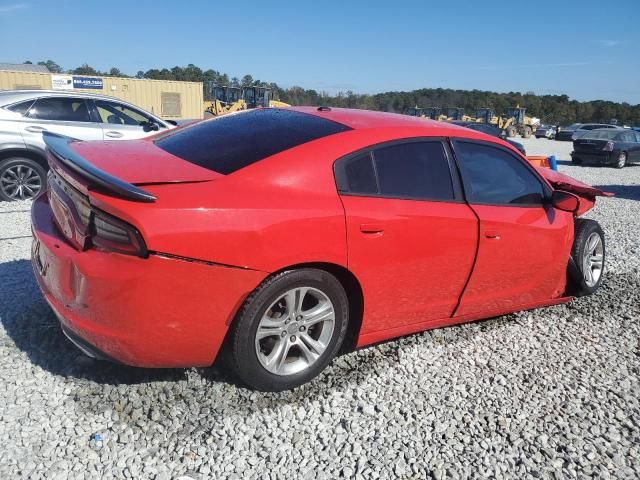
[253,261,365,352]
[0,148,49,171]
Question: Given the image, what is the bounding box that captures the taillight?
[90,209,147,257]
[603,141,614,152]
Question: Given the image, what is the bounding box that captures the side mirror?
[166,120,178,126]
[144,121,160,132]
[551,190,580,213]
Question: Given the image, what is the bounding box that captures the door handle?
[484,231,501,240]
[105,131,124,138]
[360,223,384,234]
[25,126,46,132]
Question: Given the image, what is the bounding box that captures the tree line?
[24,60,640,126]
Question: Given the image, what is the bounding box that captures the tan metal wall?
[0,71,203,119]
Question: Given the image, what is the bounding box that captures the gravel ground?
[0,138,638,479]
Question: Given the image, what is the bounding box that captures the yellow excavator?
[405,107,443,120]
[203,84,289,117]
[475,107,539,138]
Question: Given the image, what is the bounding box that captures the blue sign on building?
[72,76,103,89]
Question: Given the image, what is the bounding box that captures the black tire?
[615,151,627,169]
[522,126,532,138]
[506,126,517,138]
[568,219,605,296]
[0,157,47,202]
[571,156,582,165]
[229,268,349,391]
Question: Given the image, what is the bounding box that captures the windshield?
[565,123,582,130]
[581,130,619,140]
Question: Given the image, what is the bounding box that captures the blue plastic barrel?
[549,155,558,171]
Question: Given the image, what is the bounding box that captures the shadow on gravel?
[3,255,639,423]
[592,184,640,201]
[0,259,187,386]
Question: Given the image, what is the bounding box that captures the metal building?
[0,68,203,119]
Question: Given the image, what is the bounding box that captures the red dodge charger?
[31,107,609,391]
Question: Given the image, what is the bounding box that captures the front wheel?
[568,219,605,296]
[229,269,349,391]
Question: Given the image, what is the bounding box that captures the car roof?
[291,106,469,132]
[0,89,137,106]
[285,107,524,155]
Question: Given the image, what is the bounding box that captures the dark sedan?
[571,129,640,168]
[449,121,526,155]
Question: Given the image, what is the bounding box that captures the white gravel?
[0,138,638,479]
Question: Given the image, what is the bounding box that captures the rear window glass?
[155,109,351,174]
[583,130,619,140]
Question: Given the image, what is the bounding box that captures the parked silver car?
[534,124,557,139]
[0,90,176,201]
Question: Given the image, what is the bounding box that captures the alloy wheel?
[0,164,42,200]
[254,287,335,376]
[616,152,627,169]
[582,232,604,287]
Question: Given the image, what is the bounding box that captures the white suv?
[0,90,176,201]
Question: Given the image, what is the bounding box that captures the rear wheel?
[229,268,349,391]
[0,157,46,201]
[506,126,517,138]
[522,126,532,138]
[571,156,582,165]
[568,219,605,296]
[615,151,627,169]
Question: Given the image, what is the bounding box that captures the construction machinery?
[503,107,540,138]
[475,107,540,138]
[442,107,465,121]
[404,107,443,120]
[203,83,289,117]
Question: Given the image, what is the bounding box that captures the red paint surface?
[31,107,608,367]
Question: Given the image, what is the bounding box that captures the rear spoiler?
[43,132,157,203]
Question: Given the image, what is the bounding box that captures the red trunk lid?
[70,139,222,185]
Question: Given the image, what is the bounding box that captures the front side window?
[94,100,152,126]
[454,141,545,205]
[334,140,455,201]
[28,97,92,122]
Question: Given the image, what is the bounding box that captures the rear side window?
[454,141,545,205]
[7,100,34,116]
[618,132,636,142]
[374,142,454,200]
[335,140,455,201]
[28,97,92,123]
[155,109,351,174]
[342,153,377,194]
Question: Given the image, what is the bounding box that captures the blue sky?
[1,0,639,103]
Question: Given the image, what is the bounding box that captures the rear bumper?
[31,194,267,367]
[571,152,614,166]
